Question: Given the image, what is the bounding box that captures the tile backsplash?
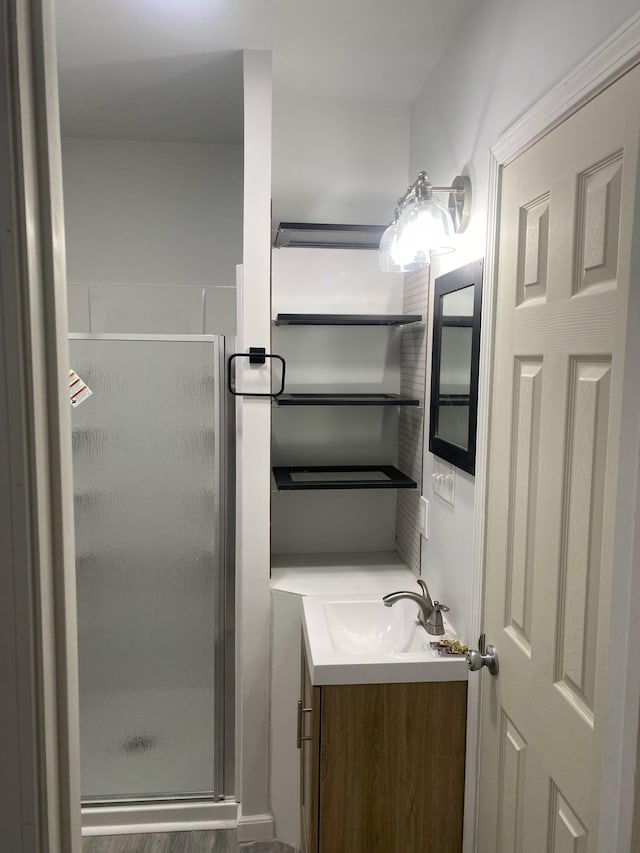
[395,266,429,574]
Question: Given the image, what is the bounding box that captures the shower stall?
[69,333,234,830]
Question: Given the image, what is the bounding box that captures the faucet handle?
[416,578,433,606]
[426,600,450,636]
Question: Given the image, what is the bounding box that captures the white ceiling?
[272,0,474,103]
[56,0,474,142]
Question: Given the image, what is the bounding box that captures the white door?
[477,64,640,852]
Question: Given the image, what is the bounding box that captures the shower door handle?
[227,348,286,398]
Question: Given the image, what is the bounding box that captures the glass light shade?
[396,195,455,268]
[378,221,403,272]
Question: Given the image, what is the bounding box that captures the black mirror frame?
[429,258,483,476]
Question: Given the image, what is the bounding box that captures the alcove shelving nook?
[272,311,421,491]
[268,222,431,847]
[270,222,429,572]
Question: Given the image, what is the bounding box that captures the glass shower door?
[69,335,229,802]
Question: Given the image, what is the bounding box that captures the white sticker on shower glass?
[69,369,93,407]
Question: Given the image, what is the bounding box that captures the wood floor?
[82,834,295,853]
[83,831,236,853]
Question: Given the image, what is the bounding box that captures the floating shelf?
[274,393,420,407]
[272,465,417,491]
[439,394,470,407]
[273,222,386,250]
[274,313,422,326]
[438,384,470,406]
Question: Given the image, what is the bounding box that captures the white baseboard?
[237,812,275,843]
[81,799,238,836]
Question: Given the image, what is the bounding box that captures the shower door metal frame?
[69,333,235,804]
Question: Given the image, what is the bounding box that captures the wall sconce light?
[379,171,471,272]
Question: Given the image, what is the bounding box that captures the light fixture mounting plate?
[448,175,472,233]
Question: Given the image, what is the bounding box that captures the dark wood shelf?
[272,465,417,491]
[275,393,420,407]
[273,222,386,249]
[439,395,470,407]
[274,313,422,326]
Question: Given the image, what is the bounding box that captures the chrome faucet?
[382,579,449,636]
[383,579,433,630]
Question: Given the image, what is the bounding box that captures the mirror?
[429,259,483,475]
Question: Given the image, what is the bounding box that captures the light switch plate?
[432,458,455,505]
[419,496,430,539]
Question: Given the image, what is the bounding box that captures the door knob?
[466,633,499,675]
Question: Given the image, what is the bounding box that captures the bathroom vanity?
[299,595,468,853]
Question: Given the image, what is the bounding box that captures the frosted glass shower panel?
[70,338,222,799]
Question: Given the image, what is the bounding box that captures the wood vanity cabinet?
[299,643,467,853]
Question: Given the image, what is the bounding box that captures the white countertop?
[270,551,419,596]
[301,593,469,686]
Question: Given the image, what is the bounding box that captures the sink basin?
[322,598,419,655]
[302,594,469,685]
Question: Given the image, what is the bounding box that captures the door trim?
[0,1,81,851]
[467,11,640,853]
[493,10,640,166]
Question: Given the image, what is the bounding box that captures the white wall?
[235,49,273,835]
[63,137,242,287]
[410,0,640,643]
[62,137,242,335]
[272,91,410,228]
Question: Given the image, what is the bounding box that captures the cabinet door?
[319,681,467,853]
[300,644,320,853]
